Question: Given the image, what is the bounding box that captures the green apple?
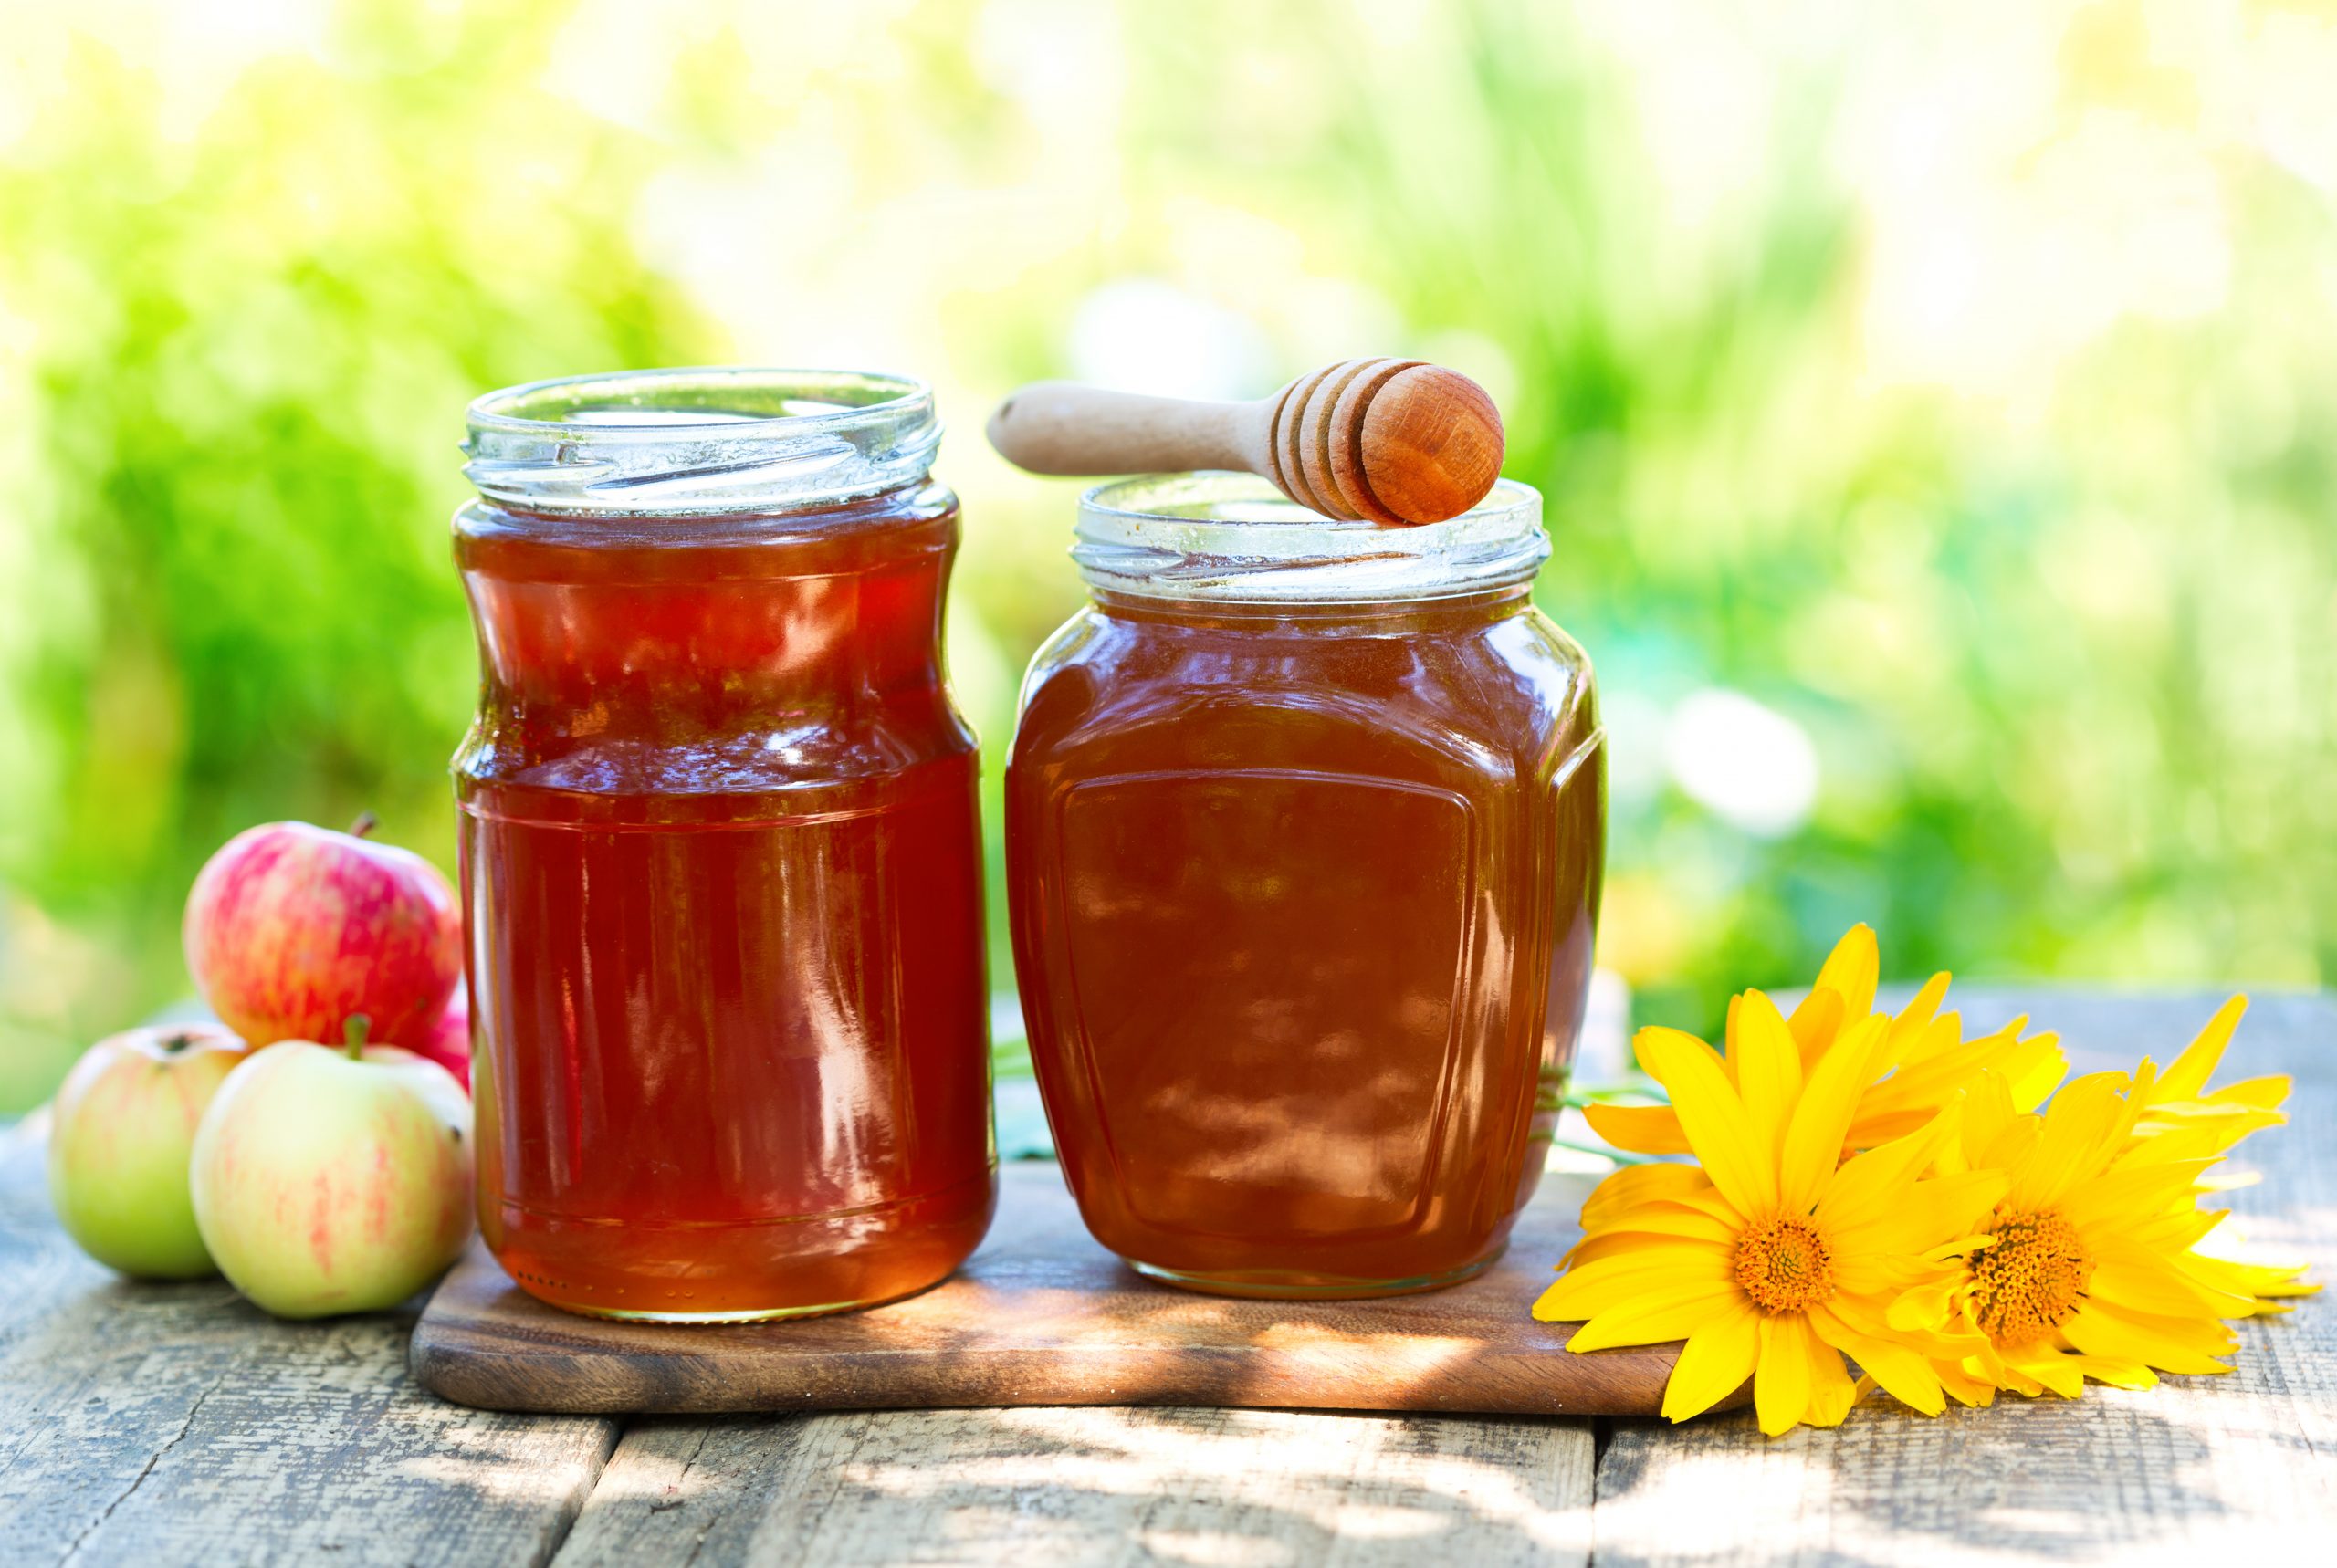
[190,1020,474,1319]
[47,1023,252,1278]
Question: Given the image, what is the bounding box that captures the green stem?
[344,1015,371,1061]
[1549,1137,1663,1166]
[1562,1082,1670,1107]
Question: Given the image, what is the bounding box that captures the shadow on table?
[1593,1312,2334,1566]
[556,1403,1598,1564]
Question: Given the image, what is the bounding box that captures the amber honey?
[453,371,994,1322]
[1007,476,1602,1296]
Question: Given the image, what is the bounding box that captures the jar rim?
[1074,471,1547,602]
[463,367,943,514]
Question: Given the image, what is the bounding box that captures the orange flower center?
[1967,1206,2093,1346]
[1732,1215,1837,1314]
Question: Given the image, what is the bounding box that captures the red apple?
[47,1023,252,1278]
[190,1019,474,1319]
[183,816,461,1050]
[414,986,472,1092]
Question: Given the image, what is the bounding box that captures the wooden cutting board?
[411,1161,1734,1418]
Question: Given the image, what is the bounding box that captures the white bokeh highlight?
[1665,687,1822,838]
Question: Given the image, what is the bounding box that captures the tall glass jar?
[454,369,994,1322]
[1008,474,1602,1298]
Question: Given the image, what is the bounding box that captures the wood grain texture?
[551,1407,1593,1568]
[0,1115,620,1568]
[413,1162,1718,1419]
[1591,988,2337,1568]
[1351,365,1504,528]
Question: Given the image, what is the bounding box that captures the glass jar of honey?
[1007,473,1602,1298]
[454,369,995,1321]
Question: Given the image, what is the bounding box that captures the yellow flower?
[2134,995,2290,1160]
[1932,1063,2314,1404]
[2123,1002,2317,1316]
[1585,925,2066,1164]
[1537,989,2005,1436]
[2091,998,2311,1315]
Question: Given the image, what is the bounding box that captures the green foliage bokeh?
[3,0,2332,1109]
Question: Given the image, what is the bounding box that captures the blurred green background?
[5,0,2334,1111]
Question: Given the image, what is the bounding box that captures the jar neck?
[458,488,959,732]
[1088,582,1535,633]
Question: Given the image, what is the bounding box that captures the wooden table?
[2,990,2330,1566]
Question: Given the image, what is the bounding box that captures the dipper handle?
[983,383,1265,479]
[986,358,1504,526]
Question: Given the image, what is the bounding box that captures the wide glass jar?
[1007,474,1603,1298]
[454,369,994,1322]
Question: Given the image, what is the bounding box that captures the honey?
[1007,475,1601,1296]
[453,371,995,1321]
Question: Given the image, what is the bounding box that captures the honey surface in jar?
[454,373,993,1322]
[1007,479,1601,1297]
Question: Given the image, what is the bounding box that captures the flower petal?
[1637,1026,1777,1216]
[1808,1304,1945,1416]
[1567,1281,1749,1352]
[2088,1240,2253,1319]
[1755,1313,1816,1436]
[1731,989,1804,1175]
[1946,1070,2023,1173]
[1577,1161,1714,1232]
[1934,1355,1998,1408]
[1801,1323,1862,1427]
[1829,1169,2006,1262]
[2061,1158,2218,1231]
[1535,1241,1731,1321]
[2005,1034,2070,1113]
[1817,1103,1965,1234]
[1783,1013,1890,1212]
[2155,995,2246,1102]
[1567,1203,1741,1261]
[2007,1071,2133,1210]
[1633,1025,1724,1083]
[2204,1074,2290,1112]
[1582,1103,1694,1157]
[1995,1341,2090,1398]
[1811,925,1879,1019]
[1889,972,1950,1044]
[1787,986,1844,1065]
[1661,1301,1760,1422]
[2059,1301,2237,1375]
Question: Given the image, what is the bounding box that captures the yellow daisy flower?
[1932,1063,2313,1404]
[2182,1237,2321,1317]
[1537,989,2006,1436]
[2134,995,2290,1159]
[1585,925,2066,1164]
[2119,1004,2317,1316]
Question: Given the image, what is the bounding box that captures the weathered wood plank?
[414,1164,1708,1419]
[555,1406,1594,1568]
[1591,990,2337,1567]
[0,1118,622,1568]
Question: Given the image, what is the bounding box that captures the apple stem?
[349,811,380,840]
[344,1015,371,1061]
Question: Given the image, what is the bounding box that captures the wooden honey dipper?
[986,359,1504,526]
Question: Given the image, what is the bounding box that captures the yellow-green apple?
[189,1020,473,1318]
[414,986,472,1092]
[183,816,461,1049]
[47,1023,251,1278]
